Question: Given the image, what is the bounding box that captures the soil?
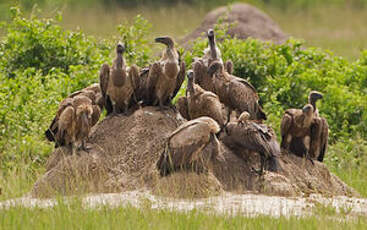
[32,107,358,199]
[181,3,287,47]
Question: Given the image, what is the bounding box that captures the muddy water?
[1,191,367,217]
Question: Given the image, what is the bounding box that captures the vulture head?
[155,36,174,49]
[198,116,221,134]
[238,111,251,124]
[309,91,323,103]
[207,60,223,77]
[207,29,215,46]
[116,42,126,54]
[302,104,314,116]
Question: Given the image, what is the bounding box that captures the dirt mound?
[33,107,357,198]
[182,3,287,46]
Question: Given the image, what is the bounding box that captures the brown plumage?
[103,43,135,114]
[74,103,93,153]
[146,36,182,109]
[157,117,221,176]
[186,70,226,128]
[56,106,75,148]
[99,63,112,114]
[281,104,314,159]
[221,112,281,175]
[225,60,234,75]
[46,92,101,149]
[307,91,328,162]
[45,82,102,144]
[207,60,266,121]
[176,96,190,120]
[202,29,222,67]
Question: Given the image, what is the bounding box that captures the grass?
[0,201,367,230]
[22,2,367,60]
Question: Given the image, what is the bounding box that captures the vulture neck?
[209,37,218,60]
[163,47,177,63]
[187,78,195,96]
[302,113,313,128]
[114,53,125,70]
[308,97,317,112]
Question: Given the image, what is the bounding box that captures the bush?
[185,33,367,141]
[0,8,154,172]
[0,6,366,189]
[0,7,110,78]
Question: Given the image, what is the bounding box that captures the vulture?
[220,112,281,175]
[45,84,102,145]
[281,91,329,162]
[308,91,329,162]
[99,43,139,115]
[55,96,94,154]
[186,70,226,128]
[207,60,267,121]
[280,104,315,160]
[157,117,222,176]
[202,29,222,66]
[192,29,234,93]
[146,36,185,109]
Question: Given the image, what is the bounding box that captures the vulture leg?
[105,95,114,116]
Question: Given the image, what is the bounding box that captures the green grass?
[0,201,367,230]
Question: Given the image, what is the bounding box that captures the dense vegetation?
[0,7,366,198]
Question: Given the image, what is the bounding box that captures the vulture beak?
[154,36,174,48]
[310,91,323,100]
[207,29,215,45]
[116,43,126,54]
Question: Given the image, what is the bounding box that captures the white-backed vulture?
[220,112,281,175]
[74,103,94,152]
[99,63,112,114]
[146,36,184,109]
[280,104,315,160]
[55,105,75,149]
[202,29,222,66]
[101,43,138,115]
[207,60,267,121]
[186,70,226,128]
[156,117,221,176]
[308,91,329,162]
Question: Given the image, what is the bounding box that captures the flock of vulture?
[45,29,329,177]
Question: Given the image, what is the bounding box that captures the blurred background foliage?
[0,1,366,197]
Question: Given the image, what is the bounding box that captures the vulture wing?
[280,110,293,148]
[176,96,190,120]
[99,63,110,98]
[317,117,329,162]
[238,122,280,158]
[170,61,186,101]
[168,121,212,166]
[146,62,161,105]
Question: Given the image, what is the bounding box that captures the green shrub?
[0,7,110,78]
[185,34,367,141]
